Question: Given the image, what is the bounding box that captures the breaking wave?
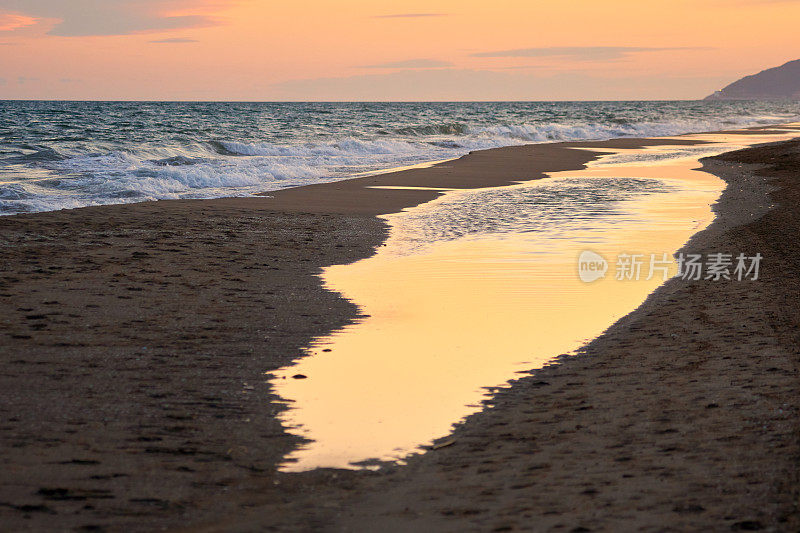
[1,100,798,214]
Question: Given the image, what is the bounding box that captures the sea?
[1,100,798,215]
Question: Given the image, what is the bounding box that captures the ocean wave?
[461,116,788,143]
[1,101,798,215]
[216,137,427,158]
[153,156,207,167]
[393,123,469,136]
[5,147,67,163]
[213,114,783,162]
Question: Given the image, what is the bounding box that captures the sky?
[0,0,798,101]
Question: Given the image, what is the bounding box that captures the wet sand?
[271,140,735,472]
[319,139,800,532]
[1,128,799,531]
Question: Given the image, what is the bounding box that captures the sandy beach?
[2,126,800,532]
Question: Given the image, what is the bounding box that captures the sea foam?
[0,101,797,214]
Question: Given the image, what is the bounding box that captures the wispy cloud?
[472,46,712,61]
[150,37,199,43]
[373,13,447,19]
[0,11,38,31]
[361,58,452,69]
[0,1,225,36]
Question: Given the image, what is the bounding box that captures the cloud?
[361,58,453,69]
[373,13,447,19]
[150,37,199,43]
[0,11,37,31]
[471,46,712,62]
[0,1,225,36]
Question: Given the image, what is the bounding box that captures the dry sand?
[1,129,799,531]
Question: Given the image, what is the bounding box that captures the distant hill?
[705,59,800,100]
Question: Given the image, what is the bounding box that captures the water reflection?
[270,131,797,472]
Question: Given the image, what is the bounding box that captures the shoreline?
[1,126,799,530]
[200,132,800,531]
[0,123,792,221]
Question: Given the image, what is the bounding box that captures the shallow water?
[270,130,799,472]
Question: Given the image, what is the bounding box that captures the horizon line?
[0,98,727,104]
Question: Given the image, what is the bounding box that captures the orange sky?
[0,0,798,100]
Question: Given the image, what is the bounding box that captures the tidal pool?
[270,131,796,472]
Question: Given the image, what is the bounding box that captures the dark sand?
[1,129,799,531]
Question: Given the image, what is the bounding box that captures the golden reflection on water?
[270,131,797,472]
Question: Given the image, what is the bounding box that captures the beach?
[2,126,800,531]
